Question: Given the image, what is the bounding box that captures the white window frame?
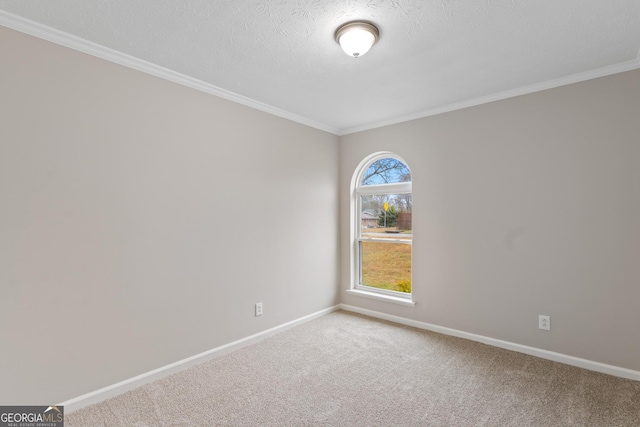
[346,152,415,307]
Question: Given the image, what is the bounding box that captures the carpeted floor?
[66,310,640,426]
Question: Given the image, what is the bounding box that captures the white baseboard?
[59,302,638,413]
[58,305,341,413]
[339,304,640,382]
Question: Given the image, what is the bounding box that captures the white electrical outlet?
[538,315,550,331]
[255,302,263,317]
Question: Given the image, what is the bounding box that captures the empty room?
[1,1,639,426]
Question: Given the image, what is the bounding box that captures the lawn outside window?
[348,152,414,306]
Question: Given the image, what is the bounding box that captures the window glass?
[360,194,412,239]
[360,241,412,293]
[361,158,411,185]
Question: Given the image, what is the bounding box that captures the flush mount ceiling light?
[335,21,379,58]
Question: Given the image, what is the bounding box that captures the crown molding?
[0,10,340,135]
[339,56,640,136]
[2,9,637,138]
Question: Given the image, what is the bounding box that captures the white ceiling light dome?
[335,21,379,58]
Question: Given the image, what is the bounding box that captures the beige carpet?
[66,310,640,426]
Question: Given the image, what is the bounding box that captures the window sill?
[345,289,416,307]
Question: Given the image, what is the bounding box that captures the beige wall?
[340,69,640,372]
[0,26,339,404]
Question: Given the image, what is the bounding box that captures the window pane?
[360,241,411,293]
[360,194,412,240]
[361,158,411,185]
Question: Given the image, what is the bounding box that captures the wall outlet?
[255,302,263,317]
[538,315,550,331]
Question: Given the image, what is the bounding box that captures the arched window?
[349,152,413,305]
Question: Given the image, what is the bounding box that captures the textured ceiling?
[1,0,639,134]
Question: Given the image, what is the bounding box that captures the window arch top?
[360,157,411,186]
